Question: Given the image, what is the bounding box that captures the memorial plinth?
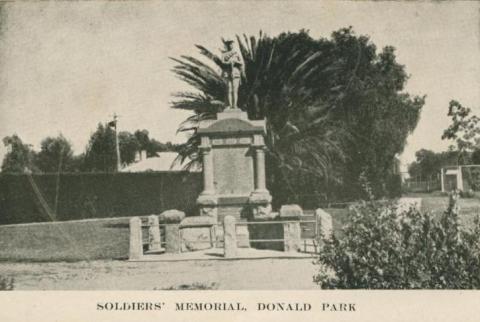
[196,109,272,222]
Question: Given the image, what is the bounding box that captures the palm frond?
[171,32,352,187]
[195,45,223,68]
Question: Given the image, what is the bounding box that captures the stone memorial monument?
[195,39,272,224]
[196,109,272,222]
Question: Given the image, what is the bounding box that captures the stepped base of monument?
[144,248,165,255]
[217,205,249,222]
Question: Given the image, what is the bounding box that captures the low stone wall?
[129,212,218,259]
[0,207,338,262]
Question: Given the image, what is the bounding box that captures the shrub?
[462,167,480,191]
[314,193,480,289]
[0,276,14,290]
[386,174,402,198]
[460,189,475,199]
[158,282,218,290]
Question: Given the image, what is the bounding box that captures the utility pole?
[111,113,121,172]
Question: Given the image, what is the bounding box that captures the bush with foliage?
[462,167,480,192]
[408,149,460,182]
[0,276,14,290]
[460,189,476,199]
[442,100,480,162]
[159,282,218,290]
[314,193,480,289]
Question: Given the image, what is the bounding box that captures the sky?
[0,1,479,169]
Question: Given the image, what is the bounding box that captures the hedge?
[0,172,202,225]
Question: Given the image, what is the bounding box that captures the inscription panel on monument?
[212,146,254,195]
[211,136,252,146]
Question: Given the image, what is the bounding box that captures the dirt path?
[0,257,320,290]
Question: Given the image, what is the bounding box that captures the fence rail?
[235,218,321,252]
[403,180,441,193]
[248,239,285,243]
[130,211,330,260]
[236,220,316,225]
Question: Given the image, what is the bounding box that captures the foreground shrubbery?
[159,282,218,290]
[314,194,480,289]
[0,276,14,290]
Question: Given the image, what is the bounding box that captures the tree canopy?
[35,135,75,173]
[1,128,178,173]
[1,135,37,173]
[84,123,117,172]
[83,124,179,172]
[171,28,424,203]
[442,100,480,164]
[408,149,460,181]
[409,100,480,181]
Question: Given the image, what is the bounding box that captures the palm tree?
[170,31,349,203]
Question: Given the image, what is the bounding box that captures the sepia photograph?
[0,0,479,304]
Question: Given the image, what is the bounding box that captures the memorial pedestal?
[195,109,272,222]
[194,109,273,247]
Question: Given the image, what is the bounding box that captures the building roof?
[120,152,201,172]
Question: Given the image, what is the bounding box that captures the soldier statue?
[221,39,242,109]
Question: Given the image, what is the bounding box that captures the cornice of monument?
[197,108,266,135]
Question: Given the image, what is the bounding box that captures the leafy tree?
[408,149,461,181]
[119,131,141,165]
[134,130,151,153]
[171,28,423,202]
[149,139,168,154]
[442,100,480,164]
[472,149,480,165]
[35,134,75,173]
[1,134,37,173]
[84,123,117,172]
[322,31,424,198]
[84,125,177,172]
[164,141,181,152]
[68,153,86,173]
[408,149,442,181]
[133,130,176,157]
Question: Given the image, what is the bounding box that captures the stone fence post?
[223,215,237,258]
[280,204,302,253]
[160,210,185,254]
[164,224,181,254]
[283,222,301,252]
[315,208,333,244]
[129,217,143,260]
[147,215,162,253]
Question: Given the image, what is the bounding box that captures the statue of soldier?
[221,39,242,109]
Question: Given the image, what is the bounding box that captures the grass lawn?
[404,192,480,228]
[0,217,132,262]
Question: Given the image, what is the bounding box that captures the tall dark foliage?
[171,28,424,204]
